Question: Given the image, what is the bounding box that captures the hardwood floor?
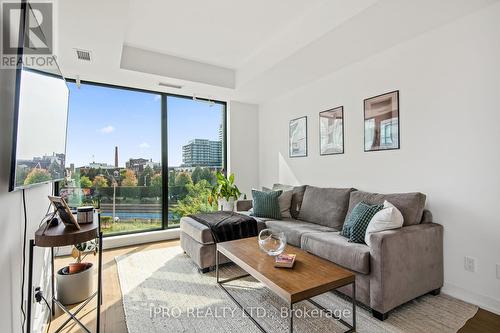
[46,239,180,333]
[46,239,500,333]
[459,308,500,333]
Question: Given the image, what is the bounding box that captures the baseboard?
[442,282,500,315]
[56,228,180,256]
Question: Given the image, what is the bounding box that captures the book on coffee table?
[275,253,296,268]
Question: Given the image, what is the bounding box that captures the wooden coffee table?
[216,237,356,333]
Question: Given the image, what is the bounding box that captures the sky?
[66,83,223,168]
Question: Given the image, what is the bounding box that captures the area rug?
[116,246,477,333]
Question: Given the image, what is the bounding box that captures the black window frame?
[58,78,228,236]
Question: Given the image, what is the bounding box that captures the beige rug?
[116,246,477,333]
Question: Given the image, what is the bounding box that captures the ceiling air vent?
[75,49,92,62]
[158,82,182,89]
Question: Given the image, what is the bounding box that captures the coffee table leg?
[215,245,219,283]
[352,280,356,332]
[289,303,294,333]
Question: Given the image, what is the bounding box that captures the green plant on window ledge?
[209,171,242,211]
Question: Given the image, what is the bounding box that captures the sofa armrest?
[236,199,253,211]
[369,223,443,314]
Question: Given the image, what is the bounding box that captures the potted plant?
[209,171,242,211]
[56,240,98,305]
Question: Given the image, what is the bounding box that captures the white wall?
[258,4,500,313]
[0,50,53,333]
[229,101,259,198]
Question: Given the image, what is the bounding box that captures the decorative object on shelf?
[320,106,344,155]
[289,116,308,157]
[77,206,94,224]
[56,239,99,305]
[48,195,80,230]
[364,90,400,152]
[209,171,241,211]
[258,229,286,256]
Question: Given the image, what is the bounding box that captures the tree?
[139,166,154,186]
[48,161,63,179]
[151,173,162,188]
[80,176,92,188]
[173,172,192,200]
[151,173,162,196]
[92,175,108,188]
[191,167,203,184]
[24,168,51,185]
[121,169,138,187]
[16,166,29,185]
[168,169,177,186]
[200,168,216,185]
[171,180,215,217]
[175,172,192,187]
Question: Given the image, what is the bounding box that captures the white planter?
[56,263,94,305]
[218,198,235,211]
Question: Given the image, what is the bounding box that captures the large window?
[167,96,225,227]
[60,82,226,235]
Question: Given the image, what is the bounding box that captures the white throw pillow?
[364,200,404,247]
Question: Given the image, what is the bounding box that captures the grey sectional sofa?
[180,185,443,320]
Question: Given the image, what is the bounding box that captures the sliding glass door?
[60,82,226,235]
[166,96,226,227]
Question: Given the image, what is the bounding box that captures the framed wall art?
[364,90,400,152]
[319,106,344,155]
[289,116,307,157]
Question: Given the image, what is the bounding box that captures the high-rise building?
[182,139,222,167]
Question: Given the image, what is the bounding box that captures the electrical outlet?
[496,263,500,279]
[464,256,476,272]
[32,286,37,303]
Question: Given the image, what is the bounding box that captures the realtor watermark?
[148,304,351,320]
[1,1,56,69]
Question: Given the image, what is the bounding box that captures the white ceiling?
[55,0,498,103]
[125,0,324,69]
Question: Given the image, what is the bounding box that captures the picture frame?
[289,116,307,157]
[48,195,81,230]
[364,90,400,152]
[319,106,344,155]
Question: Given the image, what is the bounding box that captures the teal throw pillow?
[340,202,371,238]
[252,189,283,220]
[349,203,384,243]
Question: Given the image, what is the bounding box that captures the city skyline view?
[66,82,224,168]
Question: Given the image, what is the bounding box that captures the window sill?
[55,228,180,256]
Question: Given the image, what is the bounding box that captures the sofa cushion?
[346,191,426,226]
[290,185,307,218]
[301,232,371,274]
[265,219,336,247]
[298,186,355,229]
